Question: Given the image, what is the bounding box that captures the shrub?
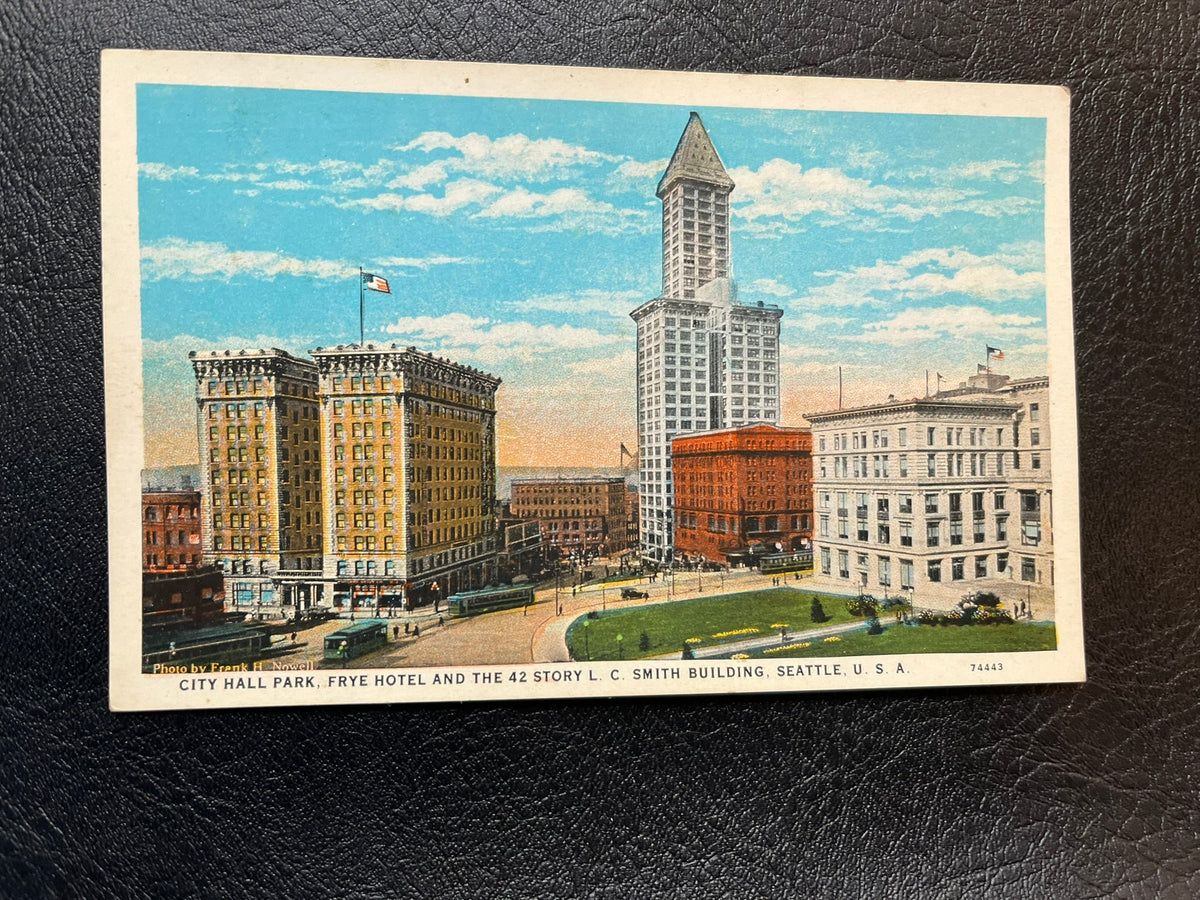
[847,595,878,617]
[810,597,829,624]
[681,642,695,660]
[974,591,1002,608]
[867,616,884,635]
[639,631,651,652]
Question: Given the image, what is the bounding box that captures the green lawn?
[747,622,1058,659]
[565,587,867,661]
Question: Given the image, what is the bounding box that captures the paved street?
[244,560,1050,670]
[256,563,782,669]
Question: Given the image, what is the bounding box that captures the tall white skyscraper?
[632,112,784,565]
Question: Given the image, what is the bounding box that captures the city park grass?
[564,586,1057,661]
[565,587,861,661]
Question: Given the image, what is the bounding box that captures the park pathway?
[686,618,871,659]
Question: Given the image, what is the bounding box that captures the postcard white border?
[103,49,1081,711]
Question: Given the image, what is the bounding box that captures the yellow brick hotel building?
[191,344,500,613]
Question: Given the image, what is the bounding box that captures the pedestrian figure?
[290,632,297,644]
[434,598,440,613]
[393,625,399,640]
[405,622,411,635]
[350,611,356,622]
[438,615,444,627]
[339,640,348,668]
[413,625,420,639]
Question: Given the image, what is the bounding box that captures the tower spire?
[657,112,734,300]
[657,112,735,199]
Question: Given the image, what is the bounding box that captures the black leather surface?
[2,2,1198,897]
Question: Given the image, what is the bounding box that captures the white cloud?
[851,305,1042,347]
[140,238,352,282]
[905,159,1042,185]
[730,157,1041,227]
[381,313,626,364]
[395,131,621,181]
[139,158,397,194]
[386,161,450,191]
[732,159,883,222]
[476,187,652,235]
[745,277,794,298]
[330,178,503,216]
[139,162,201,181]
[507,288,647,318]
[372,255,480,270]
[793,244,1045,309]
[842,146,887,172]
[475,186,593,219]
[612,158,668,180]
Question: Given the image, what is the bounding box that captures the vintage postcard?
[104,50,1082,710]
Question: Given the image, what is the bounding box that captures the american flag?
[362,272,391,294]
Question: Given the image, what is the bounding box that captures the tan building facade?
[312,344,501,608]
[509,476,629,559]
[191,349,323,609]
[191,344,500,613]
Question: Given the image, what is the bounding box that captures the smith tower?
[632,112,783,565]
[657,111,735,300]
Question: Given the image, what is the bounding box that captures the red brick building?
[143,489,202,572]
[672,424,813,565]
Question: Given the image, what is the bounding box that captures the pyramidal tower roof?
[656,111,735,198]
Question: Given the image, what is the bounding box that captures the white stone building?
[805,373,1053,610]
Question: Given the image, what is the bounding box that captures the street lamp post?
[584,619,591,661]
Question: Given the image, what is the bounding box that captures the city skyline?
[139,84,1051,470]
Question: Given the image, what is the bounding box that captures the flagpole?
[359,266,365,347]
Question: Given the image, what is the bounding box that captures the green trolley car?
[447,585,535,618]
[323,620,388,662]
[759,551,814,576]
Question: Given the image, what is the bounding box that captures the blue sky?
[138,83,1048,468]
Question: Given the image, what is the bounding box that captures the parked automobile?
[621,588,650,600]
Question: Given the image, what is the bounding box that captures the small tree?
[867,615,884,635]
[639,631,651,652]
[810,597,829,624]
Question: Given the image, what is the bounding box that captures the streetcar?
[446,585,535,618]
[759,551,815,576]
[323,620,389,662]
[142,623,270,673]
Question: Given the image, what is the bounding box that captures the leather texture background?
[2,2,1198,897]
